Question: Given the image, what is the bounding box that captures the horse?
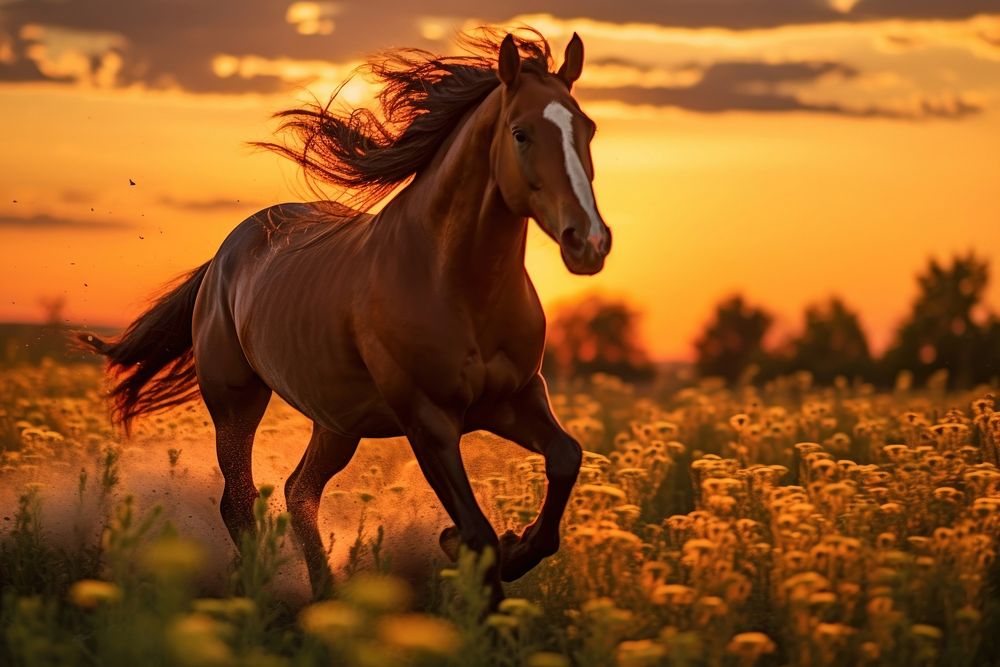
[81,29,612,604]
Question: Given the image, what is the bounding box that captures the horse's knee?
[285,477,321,523]
[547,434,582,482]
[221,481,258,510]
[220,483,258,543]
[283,470,301,510]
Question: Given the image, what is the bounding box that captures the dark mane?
[253,27,553,210]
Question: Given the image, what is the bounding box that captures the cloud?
[443,0,997,30]
[0,31,74,83]
[0,57,64,82]
[0,212,130,229]
[0,0,416,94]
[577,60,983,119]
[851,0,998,23]
[57,189,97,204]
[157,195,267,212]
[0,0,997,96]
[873,15,1000,61]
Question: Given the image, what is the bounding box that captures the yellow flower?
[933,486,962,502]
[809,592,837,607]
[726,632,776,657]
[651,584,696,606]
[577,483,627,501]
[526,652,570,667]
[729,414,750,432]
[299,600,361,637]
[194,597,255,619]
[499,597,542,617]
[794,442,822,455]
[341,574,412,612]
[682,538,716,555]
[911,624,943,641]
[140,536,205,580]
[68,579,121,608]
[694,595,728,618]
[867,596,894,616]
[814,623,856,642]
[167,613,233,667]
[378,613,459,655]
[617,639,666,667]
[486,613,520,630]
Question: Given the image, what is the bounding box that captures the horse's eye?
[512,129,528,144]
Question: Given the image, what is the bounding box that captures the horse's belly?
[238,324,395,438]
[254,360,400,439]
[308,396,403,439]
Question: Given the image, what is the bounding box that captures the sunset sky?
[2,1,999,359]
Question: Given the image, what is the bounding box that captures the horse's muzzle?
[560,224,611,275]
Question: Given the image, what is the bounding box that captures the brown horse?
[81,29,611,603]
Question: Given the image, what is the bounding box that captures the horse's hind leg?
[195,322,272,546]
[285,424,360,597]
[205,378,271,545]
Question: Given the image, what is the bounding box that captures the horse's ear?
[557,33,584,89]
[497,33,520,87]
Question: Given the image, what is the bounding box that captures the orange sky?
[2,7,999,359]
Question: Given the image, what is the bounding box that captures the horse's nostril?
[561,227,584,253]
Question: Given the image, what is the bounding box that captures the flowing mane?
[254,28,554,210]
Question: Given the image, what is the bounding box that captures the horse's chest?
[461,329,543,402]
[473,348,530,400]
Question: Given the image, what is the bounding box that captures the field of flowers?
[1,361,999,666]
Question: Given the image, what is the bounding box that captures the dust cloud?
[0,397,528,606]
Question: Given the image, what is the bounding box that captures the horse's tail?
[77,261,211,434]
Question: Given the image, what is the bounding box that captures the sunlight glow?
[285,2,339,36]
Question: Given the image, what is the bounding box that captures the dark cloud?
[0,57,63,83]
[1,1,323,93]
[0,212,129,229]
[157,195,267,212]
[0,0,997,95]
[0,32,74,83]
[396,0,998,30]
[57,189,97,204]
[851,0,998,23]
[578,60,982,119]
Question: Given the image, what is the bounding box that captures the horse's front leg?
[475,374,583,582]
[404,398,504,607]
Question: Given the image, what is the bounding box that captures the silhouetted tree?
[693,294,772,383]
[38,295,67,326]
[883,252,1000,387]
[786,297,874,383]
[544,294,655,382]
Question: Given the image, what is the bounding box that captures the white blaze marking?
[542,100,603,244]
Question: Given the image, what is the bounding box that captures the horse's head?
[492,33,611,276]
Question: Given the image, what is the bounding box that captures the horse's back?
[217,200,369,264]
[203,200,370,301]
[194,200,397,436]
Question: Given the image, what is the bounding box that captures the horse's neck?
[393,89,528,293]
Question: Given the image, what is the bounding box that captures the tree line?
[546,252,1000,389]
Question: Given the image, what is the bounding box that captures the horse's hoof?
[439,525,461,562]
[499,527,557,582]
